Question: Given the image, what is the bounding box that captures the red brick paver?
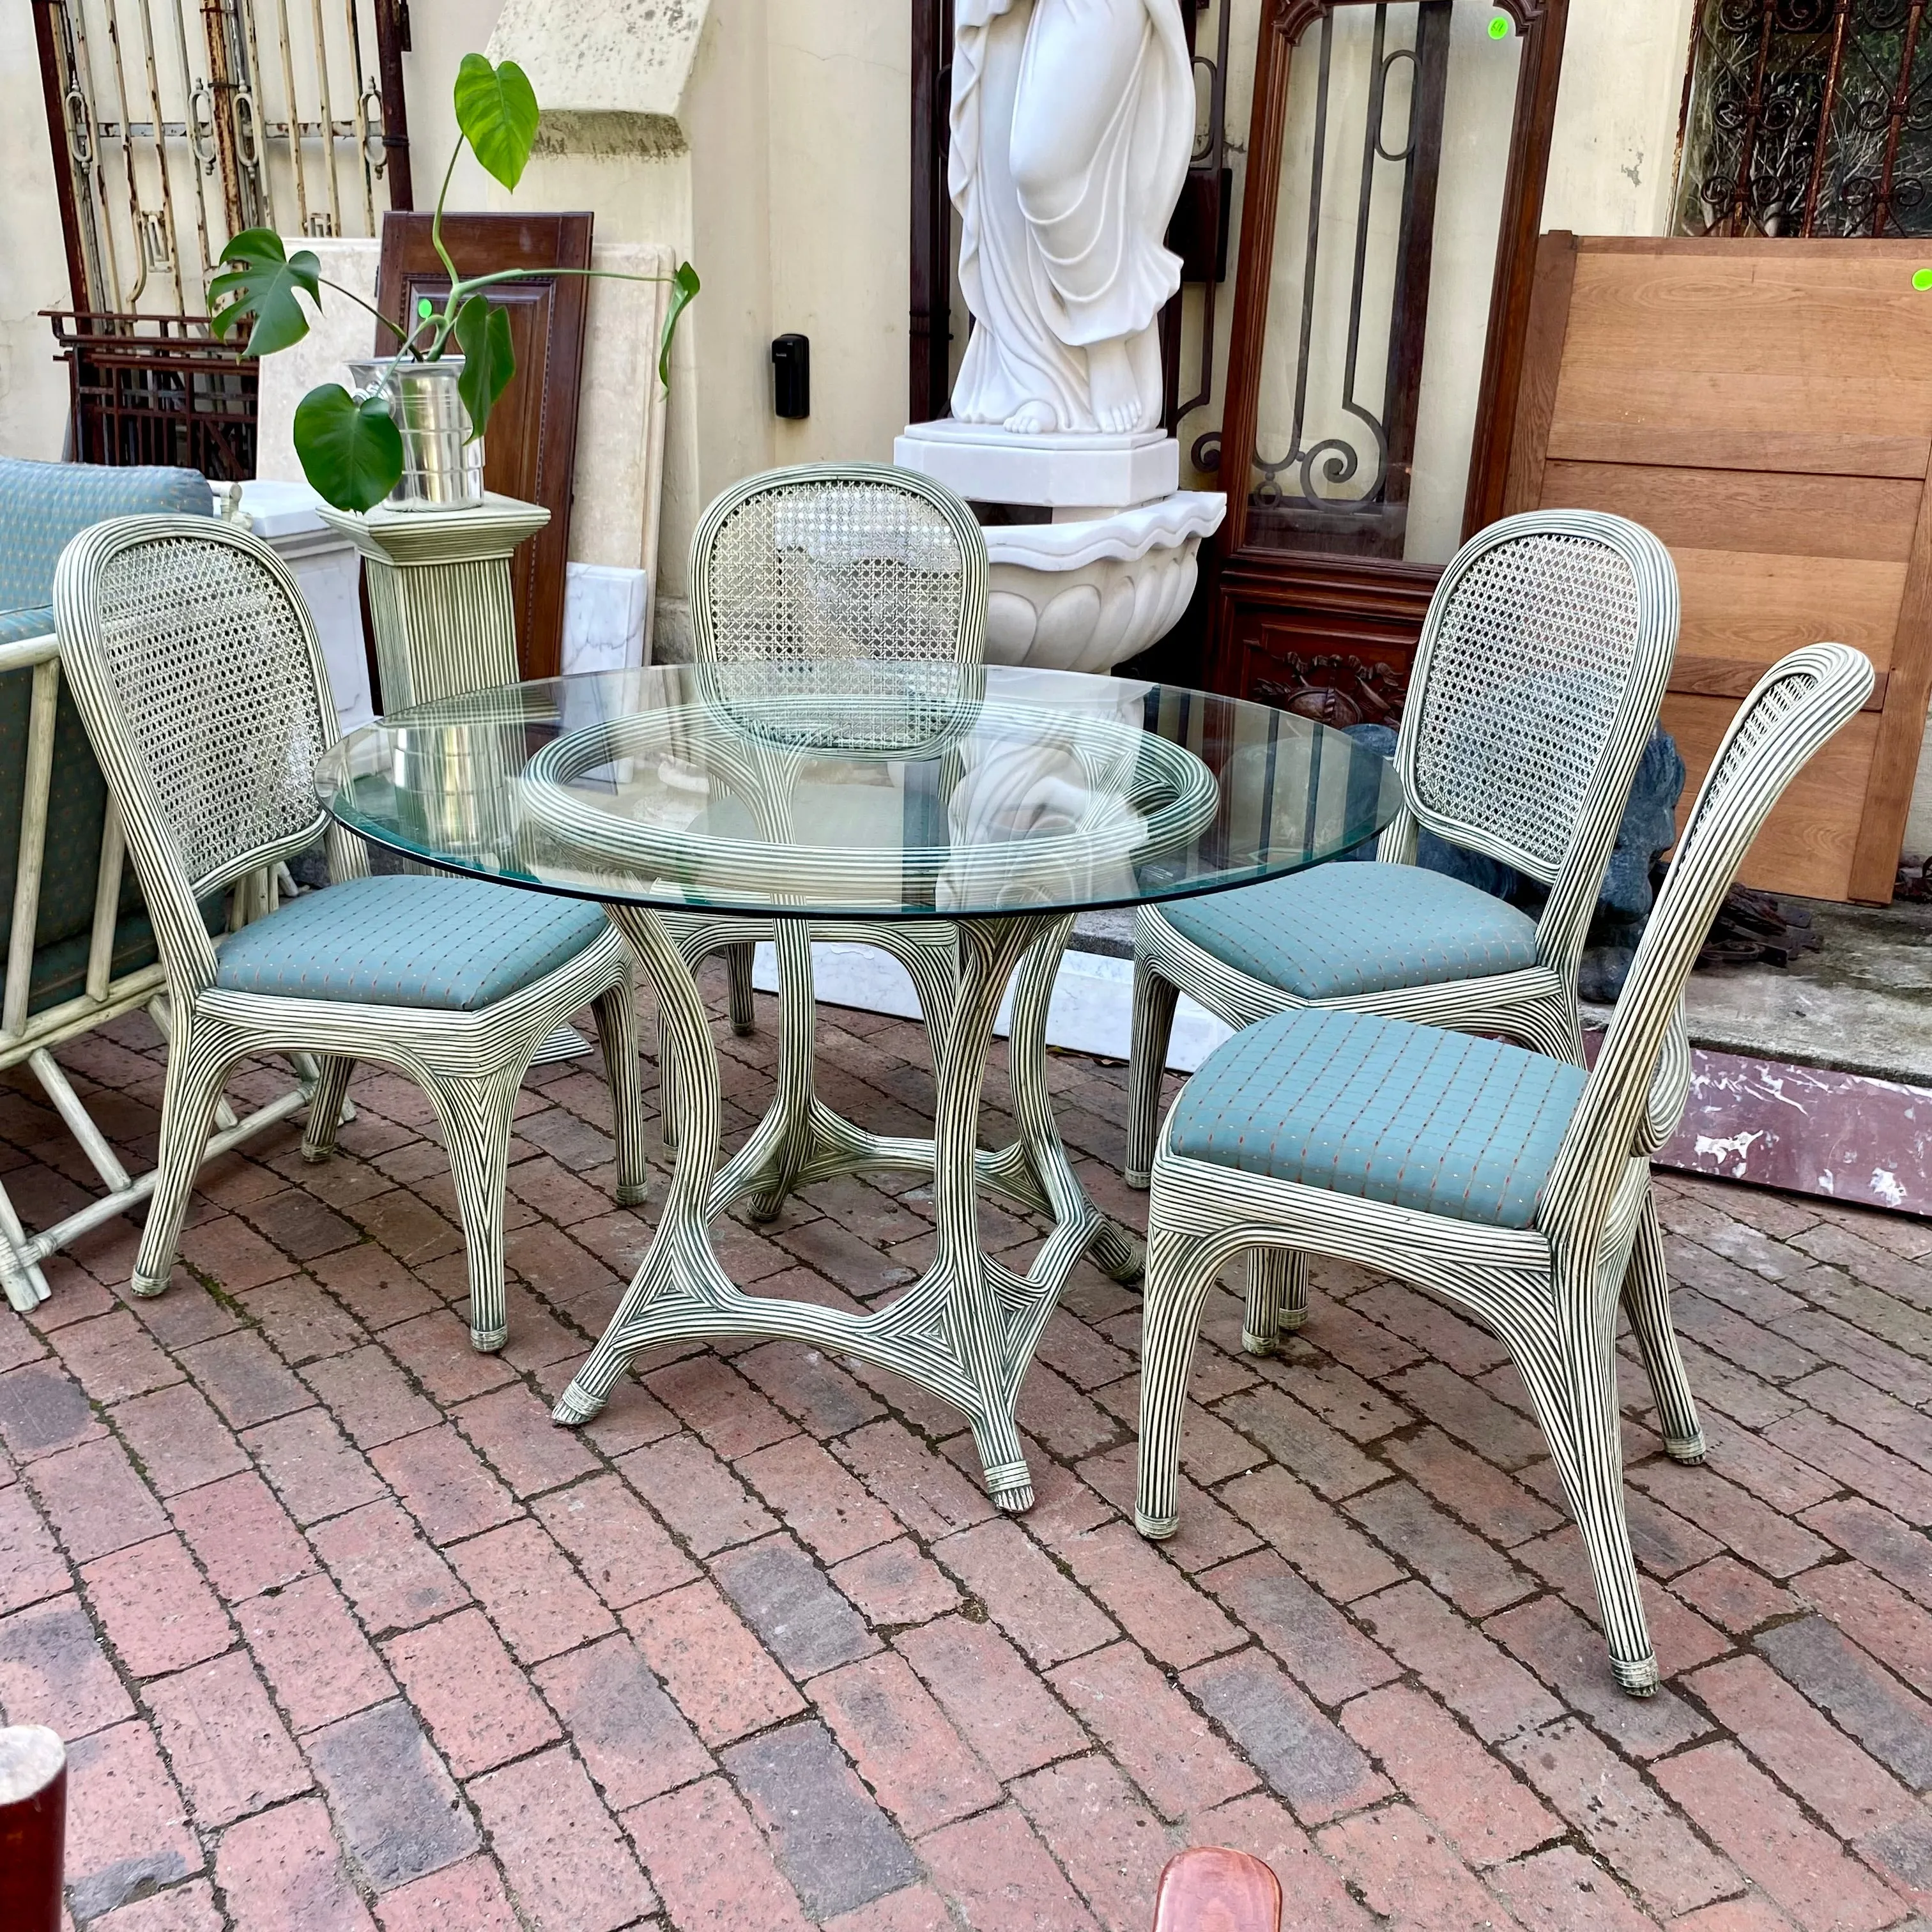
[0,993,1928,1930]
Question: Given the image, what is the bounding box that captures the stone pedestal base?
[894,420,1179,509]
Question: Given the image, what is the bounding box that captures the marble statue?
[949,0,1195,436]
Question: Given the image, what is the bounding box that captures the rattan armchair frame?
[1128,512,1698,1450]
[1135,643,1874,1694]
[54,516,648,1351]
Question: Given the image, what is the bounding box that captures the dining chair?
[53,514,648,1351]
[658,461,988,1214]
[1126,512,1695,1441]
[1135,643,1873,1694]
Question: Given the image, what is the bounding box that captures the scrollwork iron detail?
[1679,0,1932,238]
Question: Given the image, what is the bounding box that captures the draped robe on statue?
[949,0,1195,435]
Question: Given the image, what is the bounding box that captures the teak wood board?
[1504,233,1932,903]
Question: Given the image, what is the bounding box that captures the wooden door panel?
[1538,463,1922,565]
[1505,236,1932,903]
[376,211,592,682]
[1664,694,1878,899]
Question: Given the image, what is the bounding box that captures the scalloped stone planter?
[982,491,1226,675]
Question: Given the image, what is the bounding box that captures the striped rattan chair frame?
[53,516,648,1351]
[659,462,988,1218]
[1127,511,1698,1454]
[1135,643,1874,1694]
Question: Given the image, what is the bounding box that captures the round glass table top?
[317,662,1402,921]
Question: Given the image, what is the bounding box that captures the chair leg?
[300,1057,356,1163]
[724,942,758,1036]
[592,981,651,1208]
[420,1066,522,1351]
[1622,1186,1706,1463]
[133,1022,236,1298]
[1135,1220,1223,1538]
[1243,1248,1308,1356]
[1127,954,1180,1190]
[1517,1269,1659,1695]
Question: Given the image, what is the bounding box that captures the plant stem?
[450,266,684,295]
[318,275,411,346]
[429,139,464,296]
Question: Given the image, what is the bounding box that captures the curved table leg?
[554,905,1105,1511]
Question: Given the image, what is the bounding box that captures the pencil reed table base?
[553,904,1144,1511]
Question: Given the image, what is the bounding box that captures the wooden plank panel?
[1852,448,1932,899]
[1673,549,1906,674]
[1555,250,1932,435]
[1673,656,1888,709]
[1545,422,1931,480]
[1664,694,1877,900]
[1538,462,1921,564]
[1500,231,1577,520]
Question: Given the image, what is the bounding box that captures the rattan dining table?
[316,659,1399,1511]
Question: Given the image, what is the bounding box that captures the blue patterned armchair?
[0,458,296,1314]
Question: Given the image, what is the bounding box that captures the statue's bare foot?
[1087,340,1144,434]
[1002,401,1057,434]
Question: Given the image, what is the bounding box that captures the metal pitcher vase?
[345,356,487,510]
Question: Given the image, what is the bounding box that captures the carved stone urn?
[980,493,1225,675]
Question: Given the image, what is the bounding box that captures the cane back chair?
[1129,512,1693,1436]
[1135,643,1873,1694]
[54,516,648,1350]
[661,462,988,1215]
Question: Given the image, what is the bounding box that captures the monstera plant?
[211,53,700,513]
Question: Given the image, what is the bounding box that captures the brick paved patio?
[1,974,1929,1932]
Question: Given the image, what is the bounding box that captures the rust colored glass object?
[1151,1847,1283,1932]
[0,1727,66,1932]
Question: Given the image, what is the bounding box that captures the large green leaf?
[453,295,515,446]
[293,383,404,512]
[453,54,539,192]
[208,228,321,356]
[659,260,701,387]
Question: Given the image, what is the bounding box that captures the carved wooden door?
[376,211,592,681]
[1204,0,1568,721]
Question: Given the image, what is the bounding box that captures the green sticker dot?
[417,296,434,319]
[1489,14,1511,36]
[1915,268,1932,291]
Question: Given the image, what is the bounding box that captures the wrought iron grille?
[1676,0,1932,237]
[48,312,257,480]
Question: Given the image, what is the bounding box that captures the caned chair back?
[54,515,344,992]
[689,463,988,754]
[1544,642,1873,1234]
[1393,511,1679,978]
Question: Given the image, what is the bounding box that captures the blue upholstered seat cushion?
[1169,1007,1588,1229]
[1160,861,1541,1001]
[215,875,610,1011]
